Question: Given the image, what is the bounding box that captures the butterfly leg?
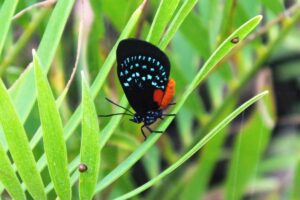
[162,113,176,117]
[145,126,163,134]
[141,125,147,140]
[160,113,176,120]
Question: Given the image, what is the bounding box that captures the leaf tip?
[32,49,37,58]
[255,15,263,23]
[80,70,85,79]
[138,0,147,11]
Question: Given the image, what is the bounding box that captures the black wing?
[116,39,170,114]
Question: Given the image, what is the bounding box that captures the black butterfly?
[100,39,176,139]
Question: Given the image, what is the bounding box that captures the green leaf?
[33,51,71,199]
[33,2,145,194]
[0,80,45,199]
[179,12,210,58]
[292,160,300,200]
[180,105,235,199]
[9,0,75,123]
[261,0,284,14]
[146,0,180,44]
[0,0,19,57]
[94,15,263,194]
[115,91,269,200]
[159,0,198,49]
[79,73,100,200]
[0,143,25,200]
[225,109,274,200]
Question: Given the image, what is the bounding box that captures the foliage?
[0,0,299,199]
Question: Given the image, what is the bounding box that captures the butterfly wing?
[116,39,170,114]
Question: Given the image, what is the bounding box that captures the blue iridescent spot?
[135,63,139,67]
[148,57,151,62]
[138,55,142,60]
[127,58,130,62]
[124,82,129,87]
[147,74,152,80]
[142,65,147,69]
[155,75,160,80]
[160,66,163,70]
[127,77,132,82]
[125,70,129,75]
[150,68,155,72]
[162,72,166,76]
[157,61,160,66]
[131,56,134,61]
[130,65,133,69]
[120,72,124,76]
[142,56,146,60]
[151,81,157,86]
[142,77,146,81]
[136,72,140,77]
[132,74,135,77]
[164,77,167,81]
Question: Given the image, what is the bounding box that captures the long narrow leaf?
[32,2,146,195]
[160,0,198,49]
[9,0,75,122]
[146,0,180,44]
[94,15,262,193]
[116,91,268,200]
[0,143,25,200]
[33,51,71,199]
[32,0,146,188]
[0,0,19,57]
[79,73,100,199]
[0,80,46,199]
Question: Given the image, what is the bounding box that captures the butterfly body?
[102,39,176,138]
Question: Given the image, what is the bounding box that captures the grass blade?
[33,51,71,199]
[146,0,180,44]
[9,0,75,122]
[94,15,262,193]
[225,108,274,199]
[79,73,100,199]
[159,0,198,49]
[0,80,46,199]
[30,2,145,194]
[116,91,269,200]
[292,160,300,200]
[0,0,19,57]
[0,143,25,199]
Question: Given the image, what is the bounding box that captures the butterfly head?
[130,110,163,125]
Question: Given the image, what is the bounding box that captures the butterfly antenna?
[98,112,133,117]
[105,98,134,115]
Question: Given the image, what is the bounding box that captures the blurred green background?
[1,0,300,199]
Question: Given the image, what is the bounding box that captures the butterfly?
[100,39,176,139]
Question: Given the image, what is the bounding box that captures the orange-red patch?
[153,89,164,106]
[153,79,176,109]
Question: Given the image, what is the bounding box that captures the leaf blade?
[0,0,19,57]
[0,80,46,199]
[147,0,180,44]
[116,91,269,200]
[79,73,101,200]
[0,143,25,200]
[94,15,262,193]
[33,52,71,199]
